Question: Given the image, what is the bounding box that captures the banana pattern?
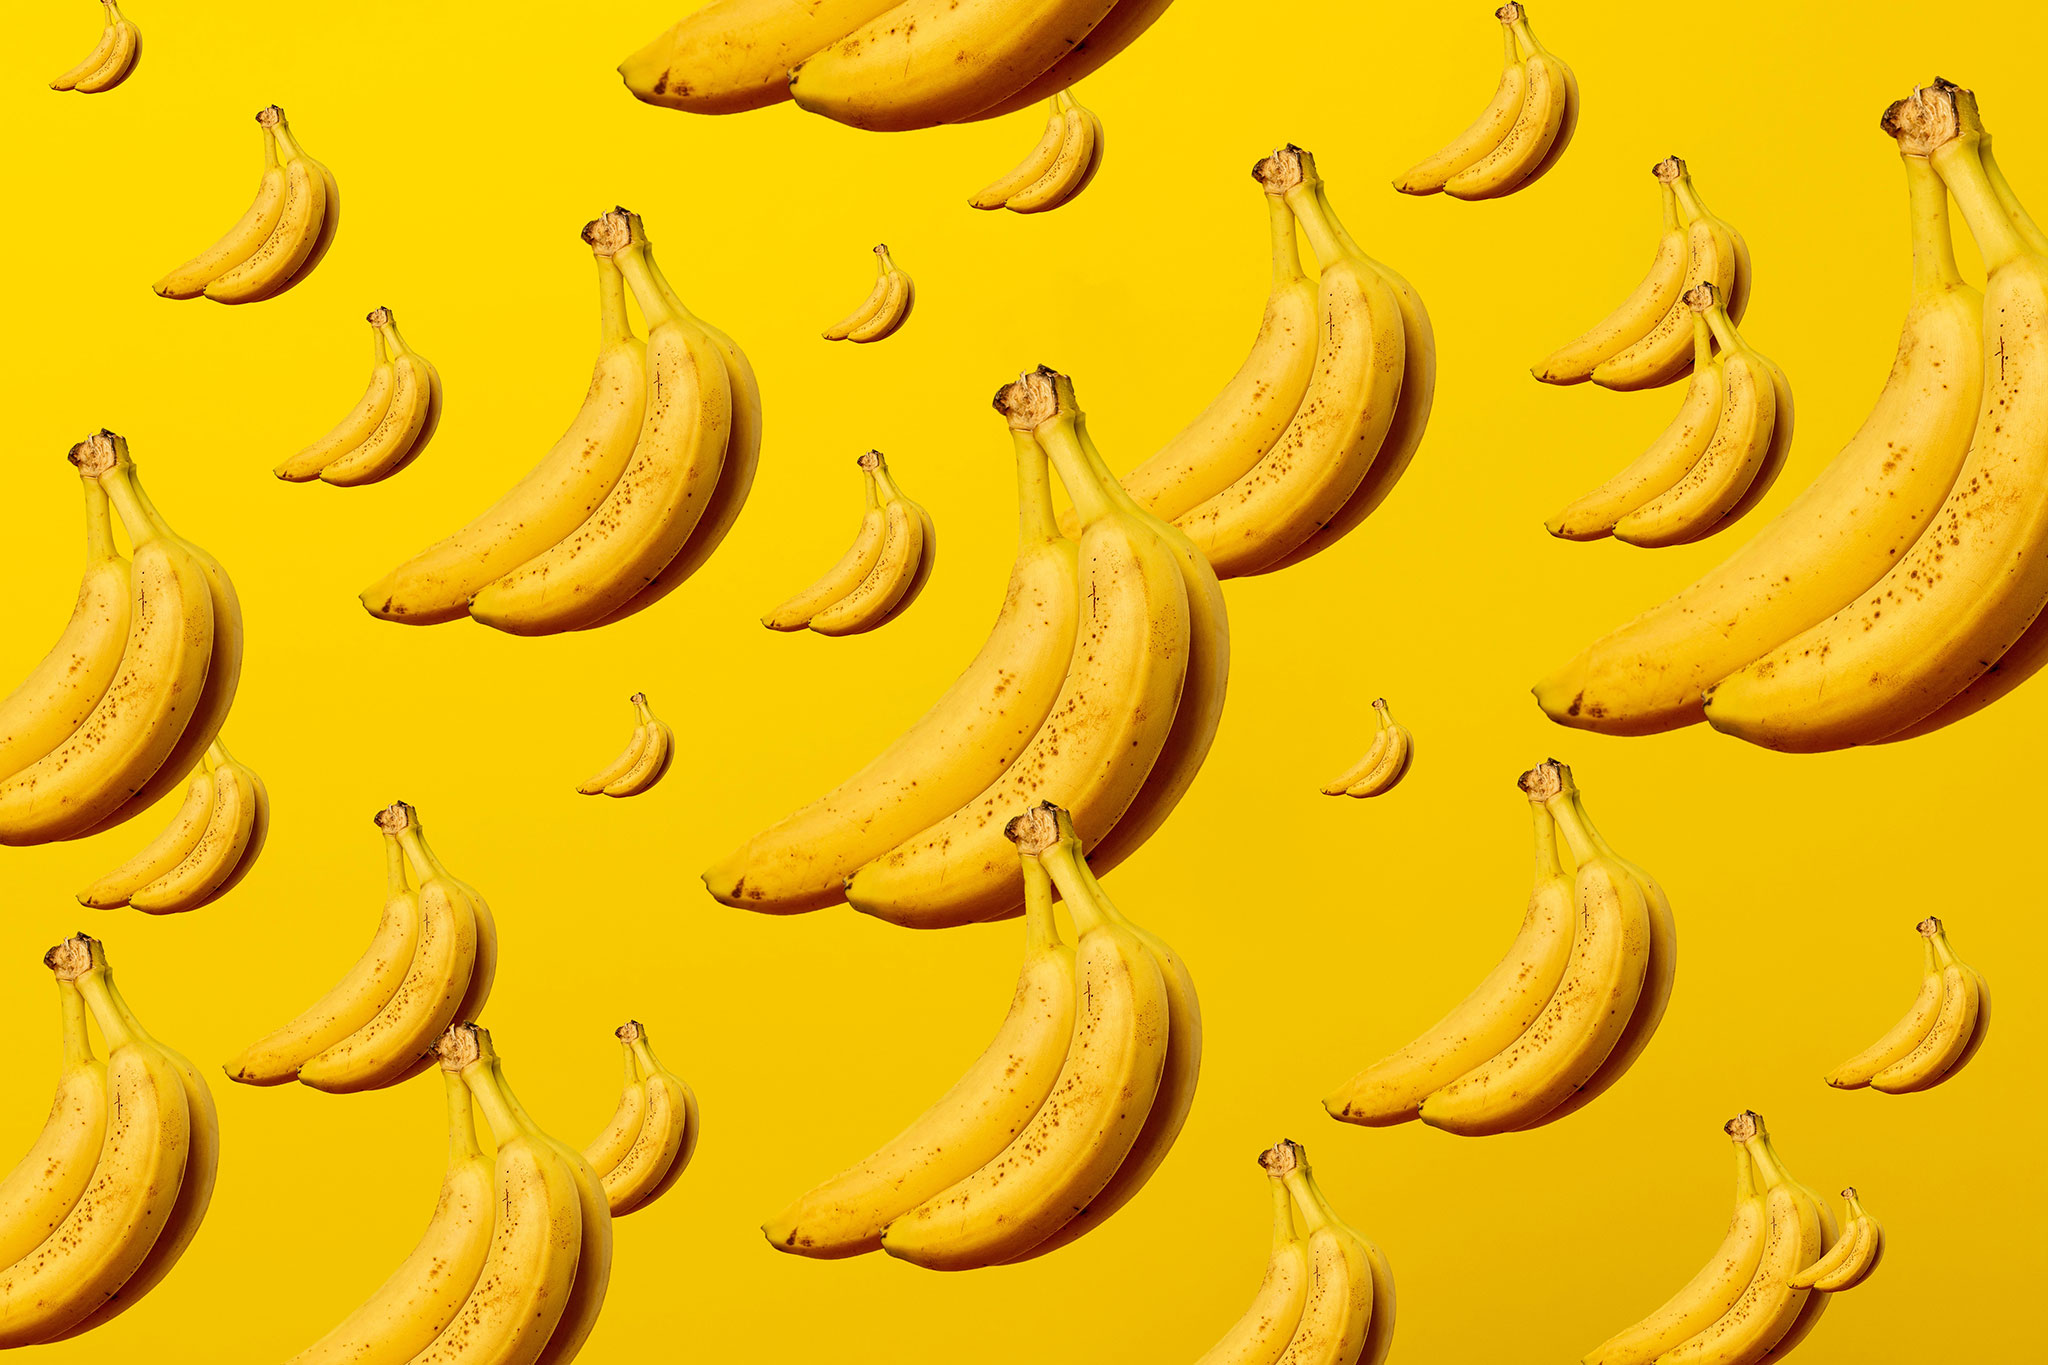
[277,309,443,487]
[77,737,269,913]
[765,451,935,635]
[156,106,337,305]
[50,0,141,93]
[581,1021,699,1216]
[1321,698,1412,798]
[576,693,674,798]
[971,90,1104,214]
[1395,4,1576,201]
[822,244,914,343]
[1825,917,1989,1095]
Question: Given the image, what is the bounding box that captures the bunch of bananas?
[1825,916,1990,1095]
[581,1021,699,1216]
[284,1024,611,1365]
[1105,145,1434,577]
[155,106,337,305]
[1327,760,1673,1134]
[762,451,934,634]
[1,433,241,847]
[1546,80,2048,749]
[1321,698,1413,799]
[1535,157,1752,389]
[276,309,444,487]
[76,738,268,913]
[1584,1113,1876,1365]
[709,365,1225,926]
[1549,282,1793,547]
[363,208,760,634]
[1393,3,1576,201]
[619,0,1172,131]
[576,693,674,798]
[50,0,140,93]
[765,802,1197,1267]
[0,934,217,1348]
[227,803,498,1093]
[1196,1141,1392,1365]
[822,245,915,343]
[971,90,1105,214]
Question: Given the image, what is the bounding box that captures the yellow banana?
[115,740,264,914]
[762,460,885,629]
[1593,159,1749,391]
[1001,91,1101,214]
[1441,6,1574,202]
[972,96,1071,209]
[823,244,915,342]
[965,0,1175,120]
[577,693,670,797]
[202,107,334,305]
[583,1032,648,1182]
[318,309,442,487]
[1789,1190,1882,1293]
[154,122,285,298]
[278,314,398,480]
[406,816,500,1081]
[52,0,142,93]
[1274,1147,1374,1365]
[1537,173,1690,384]
[1867,921,1983,1095]
[617,0,900,114]
[585,1023,696,1217]
[1194,1145,1311,1365]
[1322,698,1412,798]
[1824,918,1947,1089]
[1393,13,1526,194]
[806,453,932,635]
[0,960,107,1271]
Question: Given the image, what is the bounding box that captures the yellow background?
[2,0,2038,1359]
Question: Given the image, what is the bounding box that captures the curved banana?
[1274,1145,1374,1365]
[406,817,501,1078]
[844,372,1191,928]
[154,123,286,299]
[704,407,1079,914]
[83,739,265,914]
[763,460,885,629]
[972,96,1071,209]
[362,225,649,625]
[966,0,1176,120]
[77,760,215,908]
[318,309,442,487]
[879,805,1170,1268]
[277,314,397,480]
[1439,5,1574,201]
[1179,146,1406,577]
[1325,767,1575,1127]
[1706,85,2048,750]
[0,470,131,785]
[617,0,901,114]
[195,107,334,305]
[1789,1189,1882,1294]
[0,958,107,1272]
[1194,1145,1311,1365]
[764,855,1076,1257]
[1322,698,1412,798]
[822,244,915,343]
[981,91,1101,215]
[577,693,672,797]
[51,0,141,93]
[1868,920,1983,1095]
[806,453,933,635]
[470,211,733,635]
[583,1022,697,1216]
[1535,138,1981,735]
[1591,158,1750,391]
[1392,12,1525,194]
[1536,173,1689,384]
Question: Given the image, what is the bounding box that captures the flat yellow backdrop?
[2,1,2039,1359]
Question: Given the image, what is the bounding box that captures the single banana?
[1274,1145,1374,1365]
[1867,920,1982,1095]
[1789,1189,1882,1294]
[1325,766,1575,1127]
[119,740,265,914]
[78,762,215,906]
[965,0,1176,120]
[1195,1144,1313,1365]
[704,406,1079,914]
[1593,159,1749,392]
[585,1022,697,1217]
[1001,91,1100,214]
[0,470,131,785]
[202,107,333,305]
[1440,6,1574,202]
[844,372,1191,929]
[1824,917,1947,1089]
[577,693,670,797]
[1322,698,1413,798]
[1536,138,1981,736]
[617,0,901,114]
[1583,1130,1767,1365]
[788,0,1120,131]
[972,96,1072,209]
[470,210,734,635]
[362,224,649,625]
[155,122,286,299]
[762,460,885,629]
[1537,174,1690,384]
[1393,12,1527,194]
[764,853,1076,1257]
[806,453,932,635]
[52,0,142,93]
[317,309,442,487]
[277,313,398,480]
[823,244,915,343]
[879,805,1170,1269]
[0,958,108,1271]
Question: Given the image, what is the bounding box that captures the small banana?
[1536,172,1689,384]
[763,459,885,628]
[0,953,109,1272]
[159,106,336,305]
[1789,1190,1883,1294]
[1826,917,1988,1095]
[78,739,268,914]
[582,1022,698,1216]
[1396,4,1576,201]
[279,309,443,486]
[972,90,1103,214]
[822,244,915,342]
[1274,1144,1380,1365]
[1321,698,1413,798]
[1593,158,1750,392]
[577,693,674,798]
[1193,1145,1311,1365]
[50,0,141,93]
[790,452,935,636]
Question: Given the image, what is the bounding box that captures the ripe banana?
[0,956,108,1273]
[763,459,885,629]
[78,738,267,913]
[966,0,1176,120]
[822,244,914,342]
[581,1022,697,1216]
[1825,916,1987,1095]
[617,0,901,114]
[50,0,141,93]
[1537,174,1688,384]
[1535,134,1981,735]
[1321,698,1412,798]
[576,693,673,798]
[159,106,335,305]
[279,309,442,487]
[1396,4,1575,201]
[1592,159,1751,392]
[1193,1145,1311,1365]
[704,404,1079,914]
[1788,1189,1882,1294]
[1273,1143,1378,1365]
[844,371,1191,928]
[972,90,1103,214]
[1706,82,2048,750]
[803,452,935,635]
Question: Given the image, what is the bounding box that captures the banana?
[0,957,108,1272]
[1858,919,1983,1095]
[406,816,501,1076]
[1195,1144,1312,1365]
[1321,698,1412,798]
[1705,83,2048,750]
[0,935,190,1348]
[277,315,395,481]
[1392,12,1525,194]
[879,804,1169,1268]
[416,1025,583,1365]
[469,211,733,635]
[972,96,1071,209]
[0,439,214,847]
[577,693,673,797]
[1179,146,1406,578]
[985,91,1101,215]
[763,459,886,629]
[0,469,131,785]
[1537,174,1689,384]
[1789,1190,1882,1293]
[155,122,287,299]
[51,0,142,93]
[844,371,1191,928]
[618,0,901,113]
[1325,765,1575,1127]
[1274,1145,1374,1365]
[1535,138,1981,735]
[190,107,333,305]
[789,0,1120,131]
[704,400,1079,915]
[1584,1130,1767,1365]
[806,452,933,635]
[965,0,1176,120]
[822,244,915,343]
[764,852,1076,1257]
[1437,5,1574,202]
[583,1022,697,1217]
[82,739,265,914]
[315,309,442,487]
[1824,918,1948,1090]
[1593,159,1750,392]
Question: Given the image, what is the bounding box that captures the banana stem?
[1497,13,1520,67]
[1545,781,1601,867]
[1731,1138,1757,1203]
[870,244,894,278]
[1933,132,2032,271]
[1902,154,1966,291]
[74,968,137,1052]
[382,827,410,898]
[98,460,160,549]
[1981,140,2048,255]
[79,474,119,565]
[616,243,679,331]
[870,457,909,505]
[1266,1164,1301,1248]
[1284,178,1348,270]
[1370,698,1392,732]
[1265,193,1309,289]
[265,108,308,163]
[57,977,95,1069]
[1010,430,1062,546]
[1656,178,1680,233]
[617,1023,647,1085]
[1528,798,1563,884]
[1688,311,1713,372]
[629,692,654,725]
[396,824,438,886]
[1280,1166,1333,1235]
[591,254,635,351]
[443,1067,482,1164]
[1037,410,1114,526]
[856,459,881,512]
[1020,856,1061,956]
[465,1057,524,1147]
